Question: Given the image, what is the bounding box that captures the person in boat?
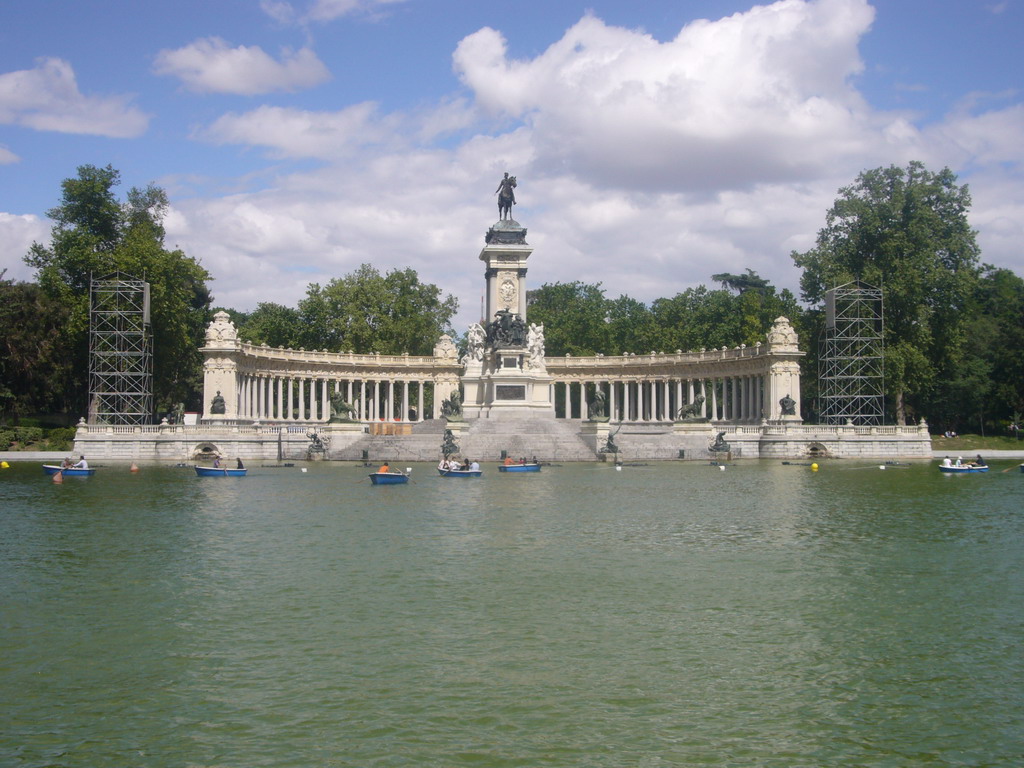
[61,457,73,469]
[941,456,952,467]
[72,456,88,470]
[974,454,986,467]
[213,456,221,468]
[954,456,962,467]
[379,462,390,473]
[462,458,471,471]
[236,457,245,469]
[504,456,513,466]
[470,459,480,471]
[531,455,538,465]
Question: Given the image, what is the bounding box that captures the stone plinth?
[580,421,610,454]
[444,420,468,436]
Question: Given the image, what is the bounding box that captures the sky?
[2,0,1022,331]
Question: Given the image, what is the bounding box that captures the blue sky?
[2,0,1022,331]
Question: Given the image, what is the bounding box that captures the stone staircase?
[331,419,446,463]
[328,418,721,463]
[330,417,598,462]
[459,417,596,462]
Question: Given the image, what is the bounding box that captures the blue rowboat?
[498,463,541,473]
[195,465,247,477]
[938,464,988,474]
[369,471,409,485]
[437,468,482,478]
[42,464,95,477]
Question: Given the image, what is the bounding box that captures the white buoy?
[406,468,412,473]
[301,467,308,473]
[879,465,886,470]
[719,465,725,471]
[615,465,622,471]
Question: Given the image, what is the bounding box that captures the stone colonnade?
[234,374,435,422]
[544,318,805,423]
[549,374,769,422]
[202,313,804,426]
[201,312,462,423]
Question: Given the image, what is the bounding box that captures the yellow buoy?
[811,462,819,471]
[0,460,9,469]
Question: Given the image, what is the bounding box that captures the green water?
[2,460,1022,767]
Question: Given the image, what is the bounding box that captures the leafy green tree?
[24,164,213,418]
[931,266,1024,433]
[650,282,800,353]
[711,268,770,294]
[604,295,660,354]
[235,302,304,348]
[0,275,77,424]
[526,282,611,356]
[792,162,981,423]
[297,264,457,355]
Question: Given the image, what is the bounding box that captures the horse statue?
[496,172,517,220]
[676,395,706,421]
[328,392,357,423]
[441,390,463,421]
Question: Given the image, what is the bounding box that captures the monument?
[462,174,553,418]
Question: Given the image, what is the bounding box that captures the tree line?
[3,162,1022,433]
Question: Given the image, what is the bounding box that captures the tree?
[792,162,981,423]
[526,282,611,356]
[235,302,304,348]
[24,164,213,418]
[297,264,457,355]
[711,268,770,294]
[0,274,77,424]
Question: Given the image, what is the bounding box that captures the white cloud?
[0,58,148,137]
[261,0,409,24]
[174,0,1024,327]
[0,213,50,283]
[0,145,19,164]
[452,0,912,192]
[153,37,330,95]
[200,102,396,158]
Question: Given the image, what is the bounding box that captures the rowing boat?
[369,471,409,485]
[195,465,248,477]
[437,468,482,477]
[42,464,95,477]
[498,463,541,473]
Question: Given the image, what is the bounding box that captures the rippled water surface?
[2,459,1022,767]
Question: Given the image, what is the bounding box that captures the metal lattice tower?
[818,281,884,425]
[88,273,153,425]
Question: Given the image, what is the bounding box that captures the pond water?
[2,459,1022,767]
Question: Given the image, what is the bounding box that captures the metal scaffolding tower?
[818,281,884,425]
[88,273,153,424]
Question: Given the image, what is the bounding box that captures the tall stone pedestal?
[462,218,552,418]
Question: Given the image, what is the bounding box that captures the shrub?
[0,429,13,451]
[15,426,44,445]
[43,427,77,451]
